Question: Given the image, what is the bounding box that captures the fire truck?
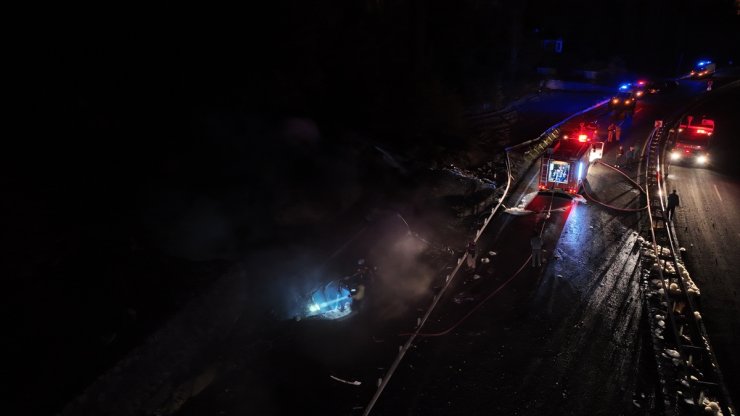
[669,116,714,166]
[538,128,603,195]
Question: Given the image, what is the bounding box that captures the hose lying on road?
[401,256,531,337]
[402,191,556,338]
[581,160,647,212]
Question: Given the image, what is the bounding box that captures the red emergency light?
[578,134,588,142]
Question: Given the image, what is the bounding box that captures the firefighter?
[627,146,636,166]
[615,145,624,168]
[530,232,543,268]
[607,123,616,143]
[615,125,622,142]
[466,240,477,270]
[666,190,680,221]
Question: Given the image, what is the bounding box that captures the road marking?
[714,184,723,202]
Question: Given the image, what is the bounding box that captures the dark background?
[4,1,739,414]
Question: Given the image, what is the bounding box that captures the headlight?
[670,152,680,161]
[697,155,707,164]
[612,99,619,104]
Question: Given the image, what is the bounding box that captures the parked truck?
[669,116,714,166]
[538,132,603,195]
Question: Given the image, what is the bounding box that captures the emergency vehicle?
[562,121,599,142]
[539,129,603,195]
[690,60,716,79]
[669,116,714,166]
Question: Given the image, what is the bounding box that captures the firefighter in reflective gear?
[607,123,616,143]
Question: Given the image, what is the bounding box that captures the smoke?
[368,233,437,320]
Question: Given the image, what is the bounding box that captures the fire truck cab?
[539,131,602,195]
[669,116,714,166]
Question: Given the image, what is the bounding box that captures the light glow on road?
[714,184,723,202]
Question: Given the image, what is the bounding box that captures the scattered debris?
[505,207,534,216]
[572,195,587,204]
[665,349,680,358]
[330,375,361,386]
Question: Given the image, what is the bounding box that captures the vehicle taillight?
[578,134,588,142]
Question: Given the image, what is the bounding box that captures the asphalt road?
[665,82,740,403]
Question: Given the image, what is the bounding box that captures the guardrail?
[640,124,736,416]
[361,151,513,416]
[362,96,611,415]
